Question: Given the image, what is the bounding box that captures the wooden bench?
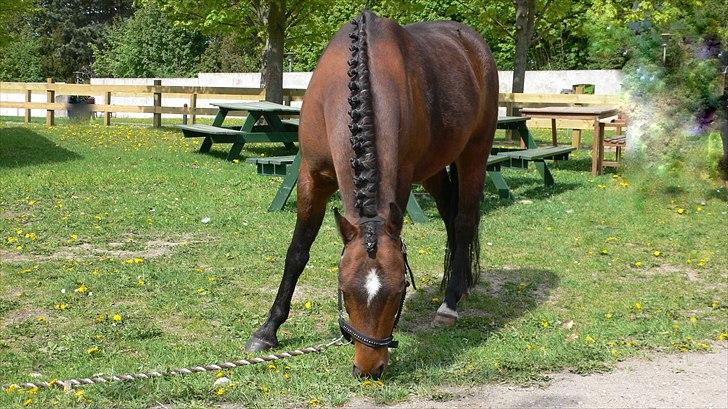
[246,153,514,222]
[495,146,576,168]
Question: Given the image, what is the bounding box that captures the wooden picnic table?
[176,101,300,161]
[247,116,575,223]
[518,106,619,176]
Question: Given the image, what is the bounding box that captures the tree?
[148,0,332,103]
[0,0,35,47]
[92,5,206,78]
[0,30,44,81]
[31,0,134,81]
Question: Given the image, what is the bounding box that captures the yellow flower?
[584,335,595,343]
[541,320,550,328]
[604,312,613,319]
[308,398,319,406]
[28,386,38,396]
[689,316,698,323]
[304,301,312,310]
[75,283,88,294]
[69,234,78,241]
[15,229,23,235]
[133,257,144,264]
[232,159,240,164]
[6,236,18,244]
[215,371,225,379]
[653,250,661,257]
[374,380,384,387]
[36,316,46,322]
[95,314,106,323]
[711,300,721,309]
[216,387,226,396]
[137,278,146,286]
[4,384,19,394]
[24,232,37,241]
[634,302,642,311]
[676,208,685,214]
[283,373,290,379]
[112,313,122,322]
[87,346,99,355]
[634,261,643,268]
[74,390,85,401]
[55,303,68,310]
[672,323,680,330]
[696,206,703,212]
[23,398,32,407]
[718,332,728,341]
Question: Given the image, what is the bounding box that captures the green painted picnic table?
[176,101,300,161]
[246,116,574,223]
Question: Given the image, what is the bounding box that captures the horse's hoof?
[244,335,277,352]
[431,313,457,327]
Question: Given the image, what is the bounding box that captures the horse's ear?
[386,202,403,237]
[334,208,357,244]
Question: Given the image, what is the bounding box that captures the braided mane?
[347,11,379,256]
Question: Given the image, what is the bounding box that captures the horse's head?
[334,203,407,379]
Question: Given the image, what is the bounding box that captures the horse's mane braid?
[348,11,378,256]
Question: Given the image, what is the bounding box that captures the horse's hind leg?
[245,164,336,352]
[433,141,488,327]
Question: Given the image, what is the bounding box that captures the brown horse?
[246,10,499,379]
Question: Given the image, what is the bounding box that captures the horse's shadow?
[386,267,559,380]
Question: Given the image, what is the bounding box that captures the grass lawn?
[1,118,726,408]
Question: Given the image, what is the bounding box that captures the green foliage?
[195,34,261,74]
[0,31,44,81]
[92,5,206,78]
[31,0,134,81]
[0,0,35,47]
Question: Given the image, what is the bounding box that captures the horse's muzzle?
[352,363,385,380]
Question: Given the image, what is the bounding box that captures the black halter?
[337,236,416,349]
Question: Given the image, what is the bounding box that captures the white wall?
[1,70,622,118]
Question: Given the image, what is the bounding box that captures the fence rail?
[0,79,620,128]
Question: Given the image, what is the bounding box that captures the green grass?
[1,119,726,408]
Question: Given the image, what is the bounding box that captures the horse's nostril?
[352,364,363,378]
[371,364,385,380]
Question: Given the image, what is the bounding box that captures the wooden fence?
[0,78,620,129]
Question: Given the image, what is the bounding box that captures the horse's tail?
[441,163,481,291]
[348,11,377,220]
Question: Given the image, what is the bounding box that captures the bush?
[0,33,44,82]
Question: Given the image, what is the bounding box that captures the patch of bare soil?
[0,234,203,263]
[345,347,728,409]
[1,308,45,328]
[643,264,701,282]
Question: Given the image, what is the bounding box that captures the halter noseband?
[337,223,416,349]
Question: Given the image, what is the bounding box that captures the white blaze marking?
[364,268,381,305]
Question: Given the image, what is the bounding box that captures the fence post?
[24,89,31,124]
[46,78,55,126]
[182,103,188,125]
[153,79,162,128]
[190,93,197,124]
[104,91,112,126]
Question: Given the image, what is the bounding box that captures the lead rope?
[2,336,345,391]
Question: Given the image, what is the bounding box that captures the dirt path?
[347,347,728,408]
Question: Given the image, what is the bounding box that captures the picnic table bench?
[176,101,300,161]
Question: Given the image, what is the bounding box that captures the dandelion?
[718,332,728,341]
[696,206,704,212]
[4,384,19,394]
[634,302,642,311]
[374,380,384,387]
[541,320,550,328]
[24,232,37,241]
[689,316,698,323]
[676,208,686,214]
[215,387,226,396]
[634,261,643,268]
[6,236,18,244]
[711,300,721,309]
[23,398,32,407]
[69,234,78,241]
[653,250,661,257]
[232,159,240,164]
[15,229,23,235]
[137,277,146,286]
[196,288,207,295]
[36,316,46,322]
[672,323,681,330]
[87,346,99,355]
[604,312,613,319]
[95,314,106,323]
[585,335,595,343]
[112,313,122,322]
[283,373,290,379]
[54,303,68,310]
[304,301,312,310]
[75,283,88,294]
[308,398,319,406]
[133,257,143,264]
[600,249,609,255]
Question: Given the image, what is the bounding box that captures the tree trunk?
[262,0,285,104]
[721,71,728,188]
[512,0,536,96]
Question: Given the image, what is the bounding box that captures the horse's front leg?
[246,166,336,351]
